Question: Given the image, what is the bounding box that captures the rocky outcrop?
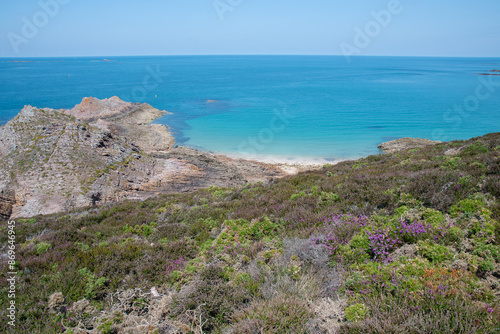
[378,137,441,154]
[0,184,16,220]
[0,99,286,219]
[65,96,175,152]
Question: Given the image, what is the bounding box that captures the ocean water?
[1,56,499,163]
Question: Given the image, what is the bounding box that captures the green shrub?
[470,219,496,241]
[122,222,157,237]
[422,208,445,228]
[290,191,306,200]
[75,242,90,252]
[234,272,260,297]
[36,242,51,254]
[443,157,461,170]
[418,241,454,263]
[345,303,368,322]
[242,216,279,241]
[398,193,423,208]
[478,258,495,273]
[462,142,489,156]
[450,195,488,218]
[319,191,340,205]
[473,242,500,261]
[170,265,250,332]
[79,268,109,299]
[352,162,367,169]
[19,218,37,224]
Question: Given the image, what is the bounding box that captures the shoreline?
[0,99,297,219]
[0,97,446,219]
[176,146,350,165]
[218,152,348,167]
[197,150,349,174]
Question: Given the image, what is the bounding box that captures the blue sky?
[1,0,499,57]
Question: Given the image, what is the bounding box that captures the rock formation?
[0,98,285,220]
[65,96,175,152]
[378,137,441,154]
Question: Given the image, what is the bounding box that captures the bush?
[170,265,250,332]
[339,291,497,334]
[450,195,488,218]
[418,241,454,263]
[461,141,489,156]
[36,242,51,254]
[78,267,109,299]
[345,303,368,322]
[229,296,312,334]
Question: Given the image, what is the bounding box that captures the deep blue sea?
[1,56,499,163]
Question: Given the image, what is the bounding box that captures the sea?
[1,56,499,164]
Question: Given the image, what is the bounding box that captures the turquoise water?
[1,56,499,162]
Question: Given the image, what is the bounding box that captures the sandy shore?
[204,152,348,174]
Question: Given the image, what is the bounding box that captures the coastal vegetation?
[1,133,499,333]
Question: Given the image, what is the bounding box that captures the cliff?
[0,98,285,219]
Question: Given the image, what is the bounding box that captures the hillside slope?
[0,133,499,333]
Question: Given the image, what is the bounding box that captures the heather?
[1,133,499,333]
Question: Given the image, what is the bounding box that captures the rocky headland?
[0,98,286,219]
[66,97,175,153]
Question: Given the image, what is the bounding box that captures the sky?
[0,0,499,58]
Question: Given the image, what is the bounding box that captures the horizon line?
[1,54,500,59]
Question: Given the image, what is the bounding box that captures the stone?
[72,299,93,314]
[48,292,65,313]
[391,244,417,261]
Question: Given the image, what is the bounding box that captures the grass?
[1,133,500,333]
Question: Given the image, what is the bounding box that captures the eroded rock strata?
[0,98,285,219]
